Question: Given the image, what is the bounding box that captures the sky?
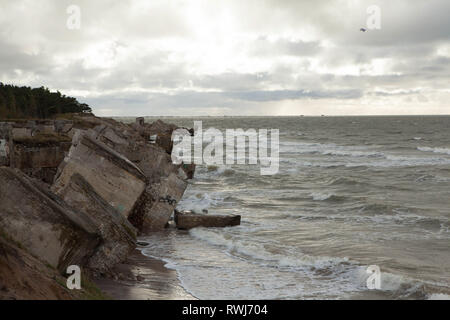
[0,0,449,116]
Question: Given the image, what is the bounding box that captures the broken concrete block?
[53,134,147,218]
[137,173,188,233]
[37,124,55,135]
[83,126,191,232]
[136,117,145,127]
[136,144,183,181]
[54,120,73,134]
[0,139,9,166]
[0,139,6,156]
[55,118,192,233]
[54,173,137,274]
[11,127,31,139]
[0,123,12,167]
[12,141,71,169]
[0,167,101,273]
[0,237,77,300]
[9,134,72,184]
[0,122,12,139]
[140,120,179,154]
[85,120,148,164]
[174,211,241,230]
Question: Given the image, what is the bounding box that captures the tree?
[0,83,92,119]
[6,87,17,118]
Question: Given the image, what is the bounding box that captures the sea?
[122,116,450,300]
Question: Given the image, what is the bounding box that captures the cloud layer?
[0,0,449,116]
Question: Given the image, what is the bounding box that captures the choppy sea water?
[123,116,450,300]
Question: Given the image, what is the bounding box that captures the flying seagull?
[360,28,367,32]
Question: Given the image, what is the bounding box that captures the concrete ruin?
[174,211,241,230]
[0,139,8,166]
[0,167,101,273]
[0,114,197,299]
[79,117,195,233]
[52,133,147,218]
[0,123,11,167]
[54,173,137,275]
[0,120,74,183]
[133,172,188,233]
[0,236,80,300]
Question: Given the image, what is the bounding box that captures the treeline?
[0,83,92,119]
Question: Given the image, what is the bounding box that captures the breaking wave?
[177,192,227,213]
[280,141,384,158]
[189,228,350,271]
[206,165,236,176]
[187,229,450,299]
[418,146,450,155]
[309,192,345,202]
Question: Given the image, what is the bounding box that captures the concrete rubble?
[0,114,242,300]
[53,173,137,275]
[0,114,197,299]
[0,167,101,273]
[52,133,147,218]
[174,210,241,230]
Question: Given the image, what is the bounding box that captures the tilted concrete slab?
[0,167,101,273]
[53,134,147,218]
[54,173,137,275]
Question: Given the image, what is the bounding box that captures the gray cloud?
[249,37,322,57]
[226,89,363,102]
[0,0,449,115]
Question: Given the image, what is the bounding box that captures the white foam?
[344,155,450,168]
[140,228,447,300]
[357,268,440,298]
[310,192,334,201]
[379,272,416,292]
[177,191,226,213]
[280,141,384,158]
[428,293,450,300]
[207,165,235,175]
[322,149,384,158]
[189,228,349,270]
[280,140,450,168]
[418,146,450,155]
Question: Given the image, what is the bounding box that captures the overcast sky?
[0,0,449,116]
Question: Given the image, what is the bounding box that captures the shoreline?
[95,248,196,300]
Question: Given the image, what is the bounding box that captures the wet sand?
[95,249,196,300]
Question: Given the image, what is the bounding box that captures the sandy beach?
[95,248,196,300]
